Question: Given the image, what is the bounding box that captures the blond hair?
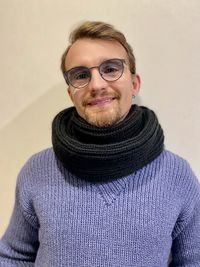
[61,21,136,74]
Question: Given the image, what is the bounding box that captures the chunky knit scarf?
[52,105,164,182]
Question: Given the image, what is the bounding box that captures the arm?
[170,199,200,267]
[170,164,200,267]
[0,164,39,266]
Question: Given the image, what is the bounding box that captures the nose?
[87,68,108,93]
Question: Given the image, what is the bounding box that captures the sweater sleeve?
[0,161,39,266]
[170,161,200,267]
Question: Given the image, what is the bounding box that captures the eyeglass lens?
[66,59,124,88]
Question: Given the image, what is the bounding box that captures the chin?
[85,108,122,127]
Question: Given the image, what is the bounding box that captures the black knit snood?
[52,105,164,183]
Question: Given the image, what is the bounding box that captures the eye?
[74,72,88,80]
[103,66,119,74]
[69,67,90,81]
[100,60,122,75]
[73,70,89,80]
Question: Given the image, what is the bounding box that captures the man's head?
[61,21,140,127]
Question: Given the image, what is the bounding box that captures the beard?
[82,91,122,127]
[84,104,122,127]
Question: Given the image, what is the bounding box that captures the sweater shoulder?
[23,147,56,169]
[20,147,56,170]
[161,149,198,180]
[160,149,200,205]
[160,151,200,240]
[162,149,192,165]
[14,148,58,215]
[16,147,57,188]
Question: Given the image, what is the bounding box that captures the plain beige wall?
[0,0,200,236]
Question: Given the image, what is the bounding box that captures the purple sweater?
[0,148,200,266]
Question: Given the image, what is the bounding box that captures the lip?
[88,97,116,107]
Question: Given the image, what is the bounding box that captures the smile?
[88,97,117,107]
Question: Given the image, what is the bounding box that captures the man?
[0,21,200,266]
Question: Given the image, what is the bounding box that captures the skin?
[65,38,141,127]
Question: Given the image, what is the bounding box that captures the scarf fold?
[52,105,164,182]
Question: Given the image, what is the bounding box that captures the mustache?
[82,92,121,107]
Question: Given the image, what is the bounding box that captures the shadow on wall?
[0,83,71,235]
[0,82,71,163]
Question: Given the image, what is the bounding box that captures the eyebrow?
[65,58,127,72]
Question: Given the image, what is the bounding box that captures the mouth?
[87,97,117,107]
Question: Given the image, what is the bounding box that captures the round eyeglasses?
[63,58,126,89]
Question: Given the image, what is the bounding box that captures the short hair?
[61,21,136,75]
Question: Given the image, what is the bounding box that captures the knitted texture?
[0,148,200,267]
[52,104,164,182]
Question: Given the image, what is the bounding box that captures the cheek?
[117,80,134,98]
[70,89,84,105]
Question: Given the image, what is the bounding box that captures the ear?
[132,74,141,97]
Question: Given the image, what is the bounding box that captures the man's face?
[65,38,140,127]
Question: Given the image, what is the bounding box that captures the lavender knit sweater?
[0,148,200,266]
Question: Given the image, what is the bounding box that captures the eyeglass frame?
[63,58,127,89]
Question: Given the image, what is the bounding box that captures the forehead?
[65,38,128,70]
